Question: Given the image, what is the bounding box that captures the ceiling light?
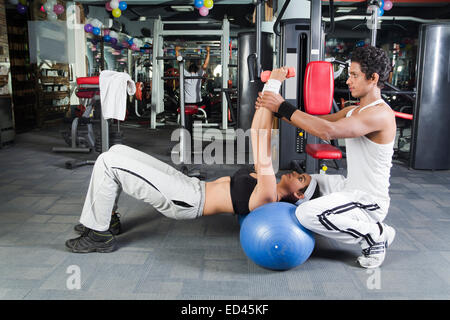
[139,16,146,21]
[171,5,194,12]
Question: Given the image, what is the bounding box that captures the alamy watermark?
[170,127,280,173]
[66,265,81,290]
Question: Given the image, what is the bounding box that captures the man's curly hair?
[351,46,392,89]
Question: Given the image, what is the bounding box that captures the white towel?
[99,70,136,121]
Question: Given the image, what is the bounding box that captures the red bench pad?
[306,144,342,159]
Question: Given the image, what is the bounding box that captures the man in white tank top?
[256,46,396,269]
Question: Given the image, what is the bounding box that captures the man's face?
[346,62,373,98]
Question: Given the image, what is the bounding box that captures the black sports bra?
[230,166,257,215]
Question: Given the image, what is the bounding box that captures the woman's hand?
[255,91,285,113]
[269,66,289,82]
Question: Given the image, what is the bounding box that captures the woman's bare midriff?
[203,177,235,215]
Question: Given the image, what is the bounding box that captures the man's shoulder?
[357,102,394,119]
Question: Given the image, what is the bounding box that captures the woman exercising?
[65,68,320,253]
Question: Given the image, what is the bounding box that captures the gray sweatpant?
[79,144,205,231]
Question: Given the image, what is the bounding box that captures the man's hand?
[255,91,285,113]
[206,46,210,53]
[269,66,289,82]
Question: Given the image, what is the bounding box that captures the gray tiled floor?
[0,122,449,300]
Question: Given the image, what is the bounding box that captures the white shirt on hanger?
[99,70,136,121]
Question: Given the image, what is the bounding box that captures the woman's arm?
[250,67,289,205]
[251,106,277,204]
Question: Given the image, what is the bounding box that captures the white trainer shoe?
[357,224,396,269]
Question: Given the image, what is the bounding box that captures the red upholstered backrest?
[76,90,99,99]
[77,76,99,86]
[303,61,334,115]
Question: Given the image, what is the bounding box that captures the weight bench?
[303,61,343,173]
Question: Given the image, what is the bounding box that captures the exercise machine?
[52,79,99,154]
[277,0,327,171]
[52,75,124,169]
[156,54,208,179]
[151,17,230,131]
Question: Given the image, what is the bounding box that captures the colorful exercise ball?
[199,6,209,16]
[103,29,110,35]
[383,0,393,11]
[378,7,384,16]
[127,38,134,45]
[204,0,214,9]
[194,0,204,9]
[130,44,138,51]
[112,8,121,18]
[105,1,113,11]
[104,35,111,42]
[17,4,27,14]
[110,38,118,45]
[84,24,93,33]
[92,27,101,36]
[119,1,127,11]
[53,4,65,15]
[110,0,119,10]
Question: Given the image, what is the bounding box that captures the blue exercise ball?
[239,202,315,271]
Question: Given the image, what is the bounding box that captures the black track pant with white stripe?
[295,186,388,247]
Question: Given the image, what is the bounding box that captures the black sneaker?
[65,228,117,253]
[74,213,122,236]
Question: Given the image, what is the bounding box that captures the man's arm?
[202,47,210,70]
[269,98,353,124]
[317,106,355,122]
[289,105,389,140]
[256,91,390,140]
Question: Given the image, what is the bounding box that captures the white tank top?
[343,99,394,210]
